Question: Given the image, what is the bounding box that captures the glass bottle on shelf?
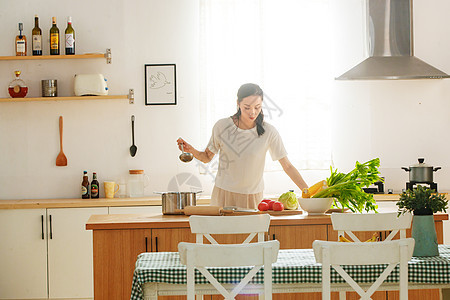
[32,15,42,56]
[82,171,90,199]
[91,172,99,199]
[15,22,27,56]
[50,17,60,55]
[65,16,75,55]
[8,71,28,98]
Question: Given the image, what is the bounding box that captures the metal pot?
[156,191,201,215]
[401,158,441,183]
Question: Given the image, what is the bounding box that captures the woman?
[177,83,308,209]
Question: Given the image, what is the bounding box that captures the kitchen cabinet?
[92,228,151,300]
[0,50,134,104]
[47,207,107,299]
[0,209,48,299]
[0,207,107,300]
[269,224,327,249]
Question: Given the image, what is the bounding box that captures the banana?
[364,232,379,242]
[338,235,352,242]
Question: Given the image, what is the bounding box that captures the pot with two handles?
[401,158,441,183]
[155,191,202,215]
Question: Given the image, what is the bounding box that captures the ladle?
[179,140,193,163]
[130,115,137,157]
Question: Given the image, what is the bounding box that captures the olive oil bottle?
[50,17,60,55]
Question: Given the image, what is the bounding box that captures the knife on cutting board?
[181,206,302,216]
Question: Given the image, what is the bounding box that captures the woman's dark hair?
[232,83,265,136]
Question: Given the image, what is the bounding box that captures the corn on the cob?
[302,180,327,198]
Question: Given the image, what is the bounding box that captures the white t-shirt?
[207,117,287,194]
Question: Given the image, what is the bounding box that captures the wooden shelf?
[0,95,128,102]
[0,53,105,61]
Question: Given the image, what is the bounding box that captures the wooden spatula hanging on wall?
[56,116,68,166]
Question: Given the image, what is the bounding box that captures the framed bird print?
[144,64,177,105]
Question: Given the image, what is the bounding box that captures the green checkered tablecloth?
[130,245,450,300]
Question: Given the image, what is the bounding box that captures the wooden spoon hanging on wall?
[56,116,68,166]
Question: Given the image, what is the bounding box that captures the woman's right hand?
[177,138,194,153]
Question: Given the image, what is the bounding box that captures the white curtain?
[199,0,333,171]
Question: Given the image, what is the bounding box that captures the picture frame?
[144,64,177,105]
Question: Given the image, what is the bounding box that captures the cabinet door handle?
[272,234,276,240]
[155,236,158,252]
[49,215,53,239]
[41,215,45,240]
[145,237,148,252]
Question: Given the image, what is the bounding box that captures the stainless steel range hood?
[336,0,450,80]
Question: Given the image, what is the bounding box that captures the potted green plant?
[397,185,448,256]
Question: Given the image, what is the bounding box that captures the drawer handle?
[41,215,44,240]
[49,215,53,239]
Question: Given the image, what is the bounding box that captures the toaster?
[74,74,108,96]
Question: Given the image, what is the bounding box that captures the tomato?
[268,200,276,210]
[261,199,272,204]
[258,202,269,211]
[273,201,284,211]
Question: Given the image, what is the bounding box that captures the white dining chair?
[189,214,271,244]
[331,212,413,242]
[328,212,414,300]
[178,240,280,300]
[313,238,415,300]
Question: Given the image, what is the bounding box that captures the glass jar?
[8,70,28,98]
[128,170,150,197]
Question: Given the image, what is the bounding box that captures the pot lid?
[411,158,432,168]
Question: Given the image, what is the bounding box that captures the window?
[199,0,333,170]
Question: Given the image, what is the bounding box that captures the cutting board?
[183,205,302,216]
[223,209,303,216]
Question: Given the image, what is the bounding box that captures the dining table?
[130,245,450,300]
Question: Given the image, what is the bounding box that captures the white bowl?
[298,197,334,215]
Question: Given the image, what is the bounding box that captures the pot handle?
[433,167,442,172]
[401,167,410,172]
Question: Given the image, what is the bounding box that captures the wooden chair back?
[179,240,280,300]
[189,214,270,244]
[313,238,415,300]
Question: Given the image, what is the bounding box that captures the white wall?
[1,0,450,200]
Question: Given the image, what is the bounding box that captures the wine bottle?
[15,23,27,56]
[50,17,60,55]
[65,16,75,55]
[32,15,42,56]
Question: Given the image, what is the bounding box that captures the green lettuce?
[278,191,299,210]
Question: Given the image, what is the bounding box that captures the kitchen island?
[86,203,448,300]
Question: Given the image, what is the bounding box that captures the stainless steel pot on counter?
[402,158,441,183]
[155,191,201,215]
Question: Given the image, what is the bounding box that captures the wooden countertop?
[0,196,210,209]
[0,193,408,209]
[85,202,449,231]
